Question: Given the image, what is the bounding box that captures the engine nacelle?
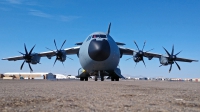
[159,55,168,66]
[133,53,143,63]
[133,56,140,62]
[57,50,66,62]
[31,53,41,64]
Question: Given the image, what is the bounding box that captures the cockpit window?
[92,34,107,38]
[86,36,91,41]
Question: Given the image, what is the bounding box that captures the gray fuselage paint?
[79,32,120,72]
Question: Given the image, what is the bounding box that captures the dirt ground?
[0,79,200,112]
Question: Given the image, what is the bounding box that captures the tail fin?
[107,23,111,35]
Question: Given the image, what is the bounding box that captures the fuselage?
[79,32,120,72]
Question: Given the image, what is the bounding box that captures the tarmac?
[0,79,200,112]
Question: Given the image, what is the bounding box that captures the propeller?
[126,41,154,67]
[162,45,182,73]
[19,44,36,72]
[46,39,71,66]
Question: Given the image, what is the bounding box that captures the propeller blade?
[62,62,65,67]
[134,62,138,68]
[126,57,133,61]
[20,61,25,70]
[29,45,36,55]
[60,40,66,50]
[159,65,162,67]
[18,51,24,55]
[175,51,182,56]
[163,47,171,57]
[169,64,172,73]
[171,45,174,55]
[67,57,73,60]
[142,41,146,51]
[54,39,58,50]
[46,47,56,53]
[24,44,28,55]
[28,63,33,71]
[134,41,140,51]
[142,59,146,67]
[175,61,181,70]
[53,58,57,66]
[145,48,154,53]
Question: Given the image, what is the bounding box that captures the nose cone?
[88,39,110,61]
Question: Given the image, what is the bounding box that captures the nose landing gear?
[94,71,105,81]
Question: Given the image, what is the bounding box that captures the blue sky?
[0,0,199,78]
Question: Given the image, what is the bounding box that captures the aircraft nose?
[88,39,110,61]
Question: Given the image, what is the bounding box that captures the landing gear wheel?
[115,77,119,81]
[95,76,98,81]
[85,77,88,81]
[111,77,114,81]
[101,76,104,81]
[80,77,84,81]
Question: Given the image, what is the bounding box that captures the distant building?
[0,74,4,78]
[54,74,67,79]
[67,75,78,79]
[2,72,55,80]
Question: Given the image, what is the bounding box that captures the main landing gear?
[94,71,105,81]
[111,76,119,81]
[80,77,88,81]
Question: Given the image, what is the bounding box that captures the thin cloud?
[29,10,52,18]
[29,9,80,22]
[0,7,11,11]
[59,15,81,22]
[6,0,22,4]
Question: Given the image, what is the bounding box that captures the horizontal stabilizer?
[116,42,126,46]
[75,42,83,45]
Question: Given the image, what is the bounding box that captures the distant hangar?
[0,72,76,80]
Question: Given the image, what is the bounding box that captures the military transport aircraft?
[2,23,198,81]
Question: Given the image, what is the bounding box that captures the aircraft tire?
[111,77,114,81]
[101,76,104,81]
[80,77,84,81]
[85,77,88,81]
[95,76,98,81]
[115,77,119,81]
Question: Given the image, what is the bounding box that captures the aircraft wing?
[2,56,24,61]
[174,57,198,62]
[2,46,80,61]
[119,46,161,59]
[38,46,80,58]
[119,46,198,62]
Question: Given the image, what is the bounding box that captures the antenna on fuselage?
[107,22,111,35]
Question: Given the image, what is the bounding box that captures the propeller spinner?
[162,45,182,73]
[126,41,154,67]
[46,39,72,66]
[18,44,36,71]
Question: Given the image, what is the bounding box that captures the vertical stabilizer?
[107,23,111,35]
